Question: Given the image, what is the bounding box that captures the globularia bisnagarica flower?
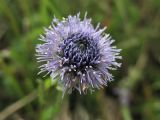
[36,13,121,95]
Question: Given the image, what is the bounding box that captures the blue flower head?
[36,13,121,96]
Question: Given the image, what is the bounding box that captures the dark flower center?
[76,40,87,51]
[58,33,100,72]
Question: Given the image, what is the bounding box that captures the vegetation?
[0,0,160,119]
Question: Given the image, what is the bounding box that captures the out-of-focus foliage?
[0,0,160,120]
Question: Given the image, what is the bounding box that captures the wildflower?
[36,13,121,95]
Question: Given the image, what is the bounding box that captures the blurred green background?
[0,0,160,120]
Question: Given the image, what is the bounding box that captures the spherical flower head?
[36,13,121,96]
